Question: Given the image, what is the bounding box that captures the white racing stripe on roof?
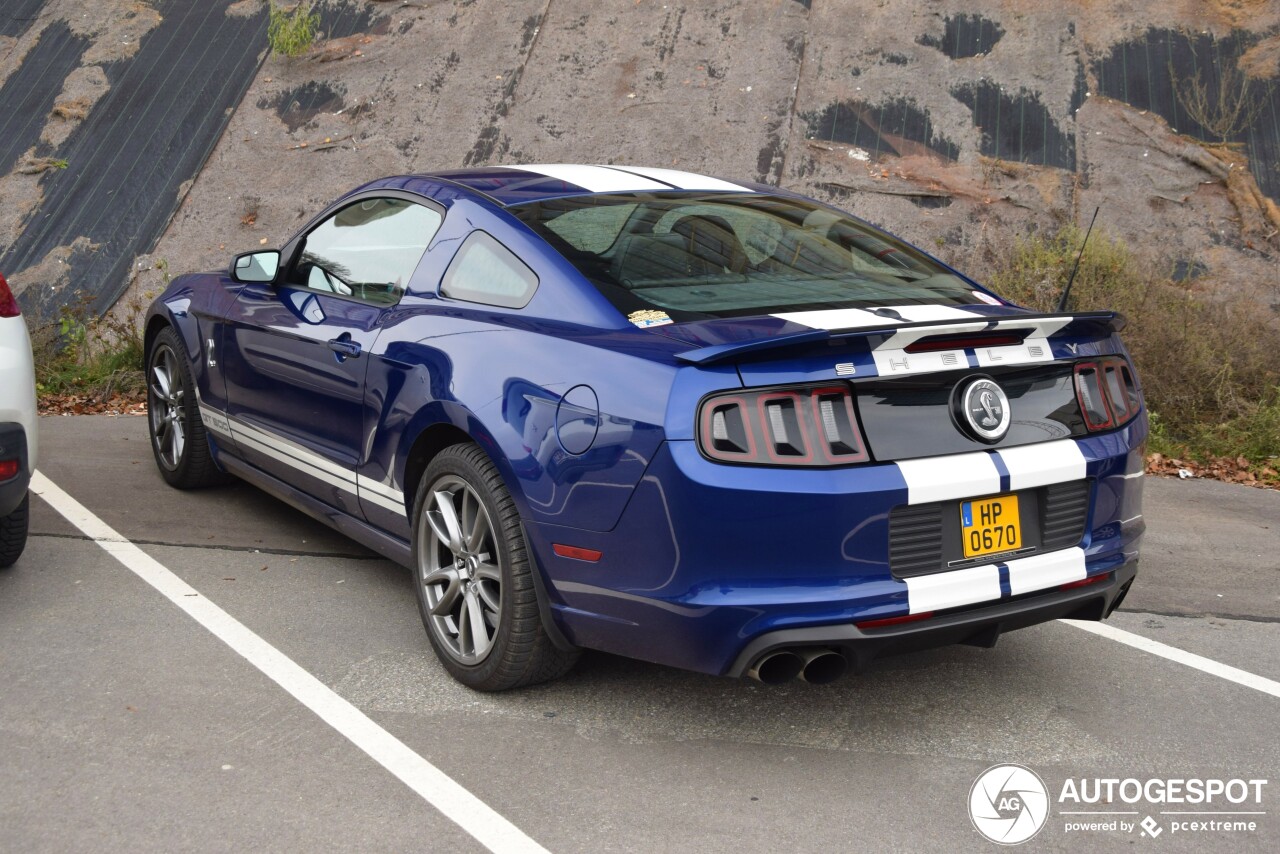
[904,564,1001,614]
[500,164,669,193]
[997,440,1088,491]
[896,451,1001,505]
[601,165,751,192]
[1007,547,1087,595]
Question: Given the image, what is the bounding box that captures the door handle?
[327,337,362,358]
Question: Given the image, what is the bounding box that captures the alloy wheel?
[148,343,186,471]
[418,475,503,664]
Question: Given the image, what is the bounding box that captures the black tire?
[411,443,578,691]
[0,492,29,568]
[147,327,228,489]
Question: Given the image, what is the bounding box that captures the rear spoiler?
[673,311,1124,366]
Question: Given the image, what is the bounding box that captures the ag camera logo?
[970,764,1050,845]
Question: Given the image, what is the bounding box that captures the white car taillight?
[0,273,20,318]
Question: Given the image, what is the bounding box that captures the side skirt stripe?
[199,402,405,511]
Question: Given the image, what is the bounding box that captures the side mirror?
[231,250,280,283]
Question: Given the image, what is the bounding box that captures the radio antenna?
[1056,207,1100,313]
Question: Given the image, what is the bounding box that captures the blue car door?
[221,194,443,517]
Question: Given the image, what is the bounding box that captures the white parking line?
[1061,619,1280,700]
[30,472,550,854]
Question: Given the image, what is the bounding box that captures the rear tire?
[147,327,228,489]
[0,492,29,568]
[411,442,578,691]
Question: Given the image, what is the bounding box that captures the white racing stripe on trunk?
[997,440,1088,490]
[1006,547,1087,595]
[905,564,1001,614]
[999,316,1073,337]
[500,163,668,193]
[890,305,984,323]
[973,338,1054,367]
[896,452,1000,505]
[771,307,901,330]
[602,165,750,192]
[872,347,968,377]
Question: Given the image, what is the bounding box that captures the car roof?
[381,164,772,207]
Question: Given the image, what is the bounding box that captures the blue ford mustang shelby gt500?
[145,164,1145,690]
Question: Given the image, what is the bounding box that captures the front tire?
[411,443,578,691]
[0,493,29,568]
[147,327,227,489]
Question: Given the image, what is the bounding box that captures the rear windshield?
[508,192,984,321]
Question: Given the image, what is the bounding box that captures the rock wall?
[2,1,1276,316]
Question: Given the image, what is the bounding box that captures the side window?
[439,231,539,309]
[293,198,441,305]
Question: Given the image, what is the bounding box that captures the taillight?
[0,459,18,481]
[0,273,19,318]
[1074,357,1140,432]
[698,383,870,466]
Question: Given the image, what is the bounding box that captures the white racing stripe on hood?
[904,564,1001,614]
[1006,547,1087,595]
[601,165,751,192]
[500,164,668,193]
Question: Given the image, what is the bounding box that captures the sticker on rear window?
[629,309,673,328]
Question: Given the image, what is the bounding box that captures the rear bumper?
[529,420,1147,676]
[0,423,31,518]
[726,558,1137,677]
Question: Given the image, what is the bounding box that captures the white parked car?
[0,272,36,567]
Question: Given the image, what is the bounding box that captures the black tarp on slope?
[4,1,269,320]
[0,0,45,38]
[2,0,388,321]
[1094,28,1280,204]
[0,22,88,175]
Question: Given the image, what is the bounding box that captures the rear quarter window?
[440,230,539,309]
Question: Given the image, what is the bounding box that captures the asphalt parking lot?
[2,415,1277,852]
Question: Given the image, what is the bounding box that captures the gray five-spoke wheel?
[419,475,503,664]
[148,343,186,471]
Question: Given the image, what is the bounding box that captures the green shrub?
[982,226,1280,475]
[268,2,320,58]
[31,292,147,403]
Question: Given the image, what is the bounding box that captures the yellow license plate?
[960,495,1022,558]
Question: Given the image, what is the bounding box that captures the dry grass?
[976,226,1280,479]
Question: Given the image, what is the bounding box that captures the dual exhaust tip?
[747,648,848,685]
